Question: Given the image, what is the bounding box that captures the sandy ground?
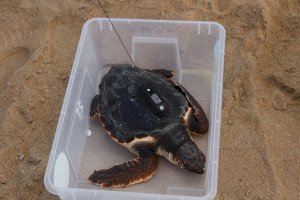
[0,0,299,199]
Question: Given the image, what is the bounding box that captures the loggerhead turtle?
[89,64,209,187]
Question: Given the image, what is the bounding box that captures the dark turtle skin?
[89,64,209,188]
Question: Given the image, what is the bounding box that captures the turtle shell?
[96,64,189,144]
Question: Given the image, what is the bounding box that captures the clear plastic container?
[44,18,225,200]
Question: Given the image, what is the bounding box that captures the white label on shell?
[151,93,162,104]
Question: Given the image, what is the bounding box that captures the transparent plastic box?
[44,18,225,200]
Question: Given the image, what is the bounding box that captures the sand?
[0,0,299,199]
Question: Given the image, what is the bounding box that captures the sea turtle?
[89,64,209,188]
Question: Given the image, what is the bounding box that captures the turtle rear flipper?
[89,150,158,188]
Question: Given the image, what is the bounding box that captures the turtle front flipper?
[148,69,175,79]
[89,150,158,188]
[176,83,209,135]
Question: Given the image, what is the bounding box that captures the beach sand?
[0,0,299,199]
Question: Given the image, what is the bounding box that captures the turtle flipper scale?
[89,151,158,188]
[176,83,209,135]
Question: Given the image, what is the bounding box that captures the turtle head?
[172,139,206,174]
[158,124,206,174]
